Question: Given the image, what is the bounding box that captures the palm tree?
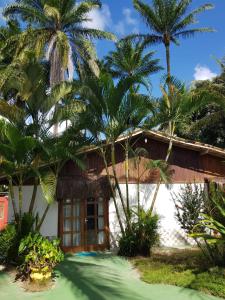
[75,72,154,234]
[145,77,211,213]
[104,39,162,83]
[0,20,21,68]
[0,55,84,137]
[3,0,116,86]
[131,0,214,83]
[0,58,87,228]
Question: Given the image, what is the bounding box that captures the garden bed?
[133,248,225,299]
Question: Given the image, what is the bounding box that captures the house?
[6,130,225,252]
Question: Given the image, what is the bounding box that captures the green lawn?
[0,252,222,300]
[134,249,225,299]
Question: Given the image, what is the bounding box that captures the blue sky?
[0,0,225,96]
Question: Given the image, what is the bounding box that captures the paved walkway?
[0,253,222,300]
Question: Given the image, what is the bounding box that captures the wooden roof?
[83,129,225,159]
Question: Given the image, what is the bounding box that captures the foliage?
[0,213,35,263]
[172,183,206,234]
[18,233,64,281]
[104,39,162,85]
[174,183,225,266]
[3,0,115,82]
[134,250,225,298]
[118,209,159,257]
[191,185,225,266]
[176,74,225,148]
[0,224,17,263]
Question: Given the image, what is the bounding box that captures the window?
[0,204,4,220]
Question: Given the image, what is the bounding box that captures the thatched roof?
[56,175,112,199]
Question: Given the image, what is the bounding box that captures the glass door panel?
[62,199,82,248]
[85,197,106,246]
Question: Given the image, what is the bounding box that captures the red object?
[0,196,8,231]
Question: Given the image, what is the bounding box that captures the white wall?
[109,183,202,249]
[8,186,58,238]
[8,183,202,249]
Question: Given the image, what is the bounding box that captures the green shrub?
[0,224,17,263]
[0,213,36,264]
[174,183,225,266]
[18,233,64,282]
[118,209,159,257]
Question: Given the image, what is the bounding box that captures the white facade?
[8,186,58,237]
[109,183,201,248]
[8,183,202,248]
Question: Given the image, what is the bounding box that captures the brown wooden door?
[59,197,109,252]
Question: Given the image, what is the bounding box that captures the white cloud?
[84,4,112,31]
[123,8,138,26]
[114,21,126,36]
[194,65,217,81]
[114,7,139,37]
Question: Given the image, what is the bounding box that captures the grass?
[133,249,225,299]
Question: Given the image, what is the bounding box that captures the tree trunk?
[50,45,65,87]
[29,177,38,214]
[149,126,174,214]
[50,45,65,135]
[36,204,50,232]
[111,143,131,231]
[100,148,125,235]
[125,137,130,215]
[137,163,140,221]
[18,174,23,220]
[165,43,171,83]
[8,176,18,222]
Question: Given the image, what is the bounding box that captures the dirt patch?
[5,266,55,293]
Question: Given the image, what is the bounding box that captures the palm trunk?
[165,43,171,84]
[137,162,140,221]
[100,148,125,235]
[149,123,174,214]
[36,204,50,232]
[125,137,130,215]
[8,176,18,222]
[50,45,65,135]
[18,173,23,221]
[111,143,131,231]
[29,177,38,214]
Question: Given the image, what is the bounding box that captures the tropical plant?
[191,185,225,266]
[0,213,36,264]
[174,183,225,266]
[176,71,225,148]
[130,146,171,215]
[76,72,154,234]
[144,77,207,212]
[104,39,162,85]
[3,0,116,85]
[131,0,214,83]
[0,224,17,263]
[0,20,21,68]
[18,233,64,282]
[0,57,88,229]
[0,119,38,222]
[118,208,159,257]
[173,183,206,235]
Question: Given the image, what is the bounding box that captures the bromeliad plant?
[18,233,64,282]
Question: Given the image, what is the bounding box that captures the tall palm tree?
[3,0,116,86]
[104,39,162,83]
[131,0,214,82]
[144,77,211,213]
[76,72,154,234]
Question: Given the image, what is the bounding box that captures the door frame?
[58,197,110,253]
